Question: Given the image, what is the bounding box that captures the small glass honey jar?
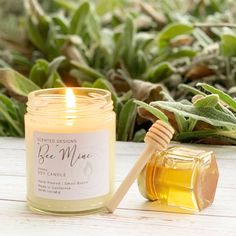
[138,146,219,212]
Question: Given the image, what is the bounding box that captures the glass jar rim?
[28,87,111,100]
[27,87,113,117]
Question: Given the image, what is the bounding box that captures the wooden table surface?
[0,138,236,236]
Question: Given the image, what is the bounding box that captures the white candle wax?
[25,88,116,214]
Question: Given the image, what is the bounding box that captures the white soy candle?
[25,88,116,214]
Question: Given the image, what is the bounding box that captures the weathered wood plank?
[0,175,235,217]
[0,137,25,150]
[0,200,235,236]
[0,138,235,236]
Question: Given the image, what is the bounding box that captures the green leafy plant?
[136,83,236,144]
[0,0,236,144]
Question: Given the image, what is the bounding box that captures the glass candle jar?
[138,146,219,212]
[25,88,116,215]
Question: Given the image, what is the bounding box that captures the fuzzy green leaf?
[96,0,121,15]
[0,93,18,119]
[122,16,135,66]
[70,2,90,35]
[158,23,193,42]
[176,130,218,142]
[169,49,197,59]
[53,0,77,11]
[220,33,236,57]
[0,59,11,68]
[43,71,65,88]
[131,50,147,77]
[29,59,49,87]
[118,99,137,141]
[134,100,168,123]
[153,101,236,128]
[178,84,205,96]
[147,62,175,82]
[198,83,236,112]
[194,94,219,108]
[0,101,23,136]
[48,56,65,74]
[71,60,104,81]
[86,9,101,41]
[52,16,69,35]
[82,81,93,87]
[26,17,46,52]
[160,91,188,132]
[133,129,146,142]
[0,69,40,97]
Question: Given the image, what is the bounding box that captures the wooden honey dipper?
[106,120,175,213]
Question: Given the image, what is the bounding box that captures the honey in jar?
[138,146,219,212]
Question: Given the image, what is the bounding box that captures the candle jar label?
[33,130,109,200]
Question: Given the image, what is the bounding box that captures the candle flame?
[66,88,76,109]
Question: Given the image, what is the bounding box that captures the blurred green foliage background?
[0,0,236,144]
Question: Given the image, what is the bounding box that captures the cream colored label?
[33,130,109,200]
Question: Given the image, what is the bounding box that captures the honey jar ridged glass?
[138,146,219,212]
